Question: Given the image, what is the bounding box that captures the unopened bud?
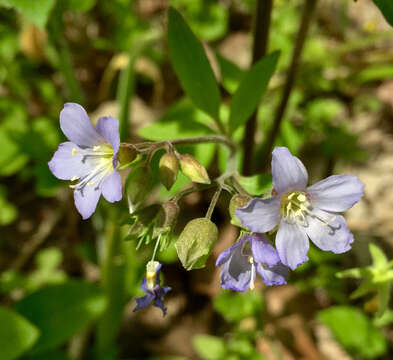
[126,165,152,211]
[159,152,179,190]
[161,201,180,228]
[175,218,218,270]
[118,144,137,166]
[179,154,210,184]
[229,194,252,228]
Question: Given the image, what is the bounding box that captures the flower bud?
[175,218,218,270]
[159,152,179,190]
[229,194,252,228]
[118,144,137,166]
[179,154,210,184]
[160,201,180,228]
[154,201,180,250]
[126,165,152,211]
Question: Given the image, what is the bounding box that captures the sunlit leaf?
[229,51,279,132]
[168,7,220,121]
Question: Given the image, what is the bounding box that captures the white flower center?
[70,144,115,192]
[280,191,336,227]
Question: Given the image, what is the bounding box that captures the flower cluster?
[48,103,364,312]
[217,147,364,289]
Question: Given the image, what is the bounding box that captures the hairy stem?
[242,0,274,175]
[260,0,318,170]
[131,134,237,154]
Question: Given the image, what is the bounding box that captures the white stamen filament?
[249,256,255,290]
[281,191,336,227]
[69,143,115,192]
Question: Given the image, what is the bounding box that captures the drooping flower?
[133,261,171,316]
[216,234,289,292]
[48,103,122,219]
[236,147,364,270]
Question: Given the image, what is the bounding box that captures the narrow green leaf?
[0,307,39,360]
[229,51,279,132]
[216,53,244,94]
[15,280,106,354]
[369,243,388,269]
[377,283,391,318]
[168,7,221,121]
[373,0,393,27]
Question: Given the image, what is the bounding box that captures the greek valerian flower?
[133,261,171,316]
[236,147,364,270]
[216,234,289,292]
[48,103,122,219]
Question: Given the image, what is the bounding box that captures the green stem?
[132,134,237,154]
[96,211,126,359]
[242,0,274,175]
[205,187,222,220]
[49,14,84,104]
[260,0,318,171]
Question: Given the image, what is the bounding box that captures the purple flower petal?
[101,171,122,203]
[305,209,353,253]
[271,147,308,194]
[220,245,252,292]
[216,236,248,266]
[154,286,171,316]
[74,185,101,220]
[276,220,309,270]
[249,234,280,267]
[235,197,281,233]
[133,293,155,312]
[307,174,364,212]
[257,263,288,286]
[96,116,120,155]
[48,142,86,180]
[60,103,104,147]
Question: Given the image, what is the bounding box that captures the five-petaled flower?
[216,234,289,292]
[236,147,364,270]
[133,261,171,316]
[48,103,122,219]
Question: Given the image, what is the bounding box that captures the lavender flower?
[236,147,364,270]
[216,234,289,292]
[133,261,171,316]
[48,103,122,219]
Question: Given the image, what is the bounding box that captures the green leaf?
[0,307,39,360]
[15,280,106,354]
[214,291,263,323]
[336,267,368,279]
[318,306,387,359]
[216,53,244,94]
[193,335,226,360]
[369,243,388,269]
[377,283,391,318]
[64,0,96,12]
[237,174,273,196]
[373,0,393,27]
[0,0,56,28]
[23,349,71,360]
[0,185,18,225]
[168,7,221,121]
[229,51,279,132]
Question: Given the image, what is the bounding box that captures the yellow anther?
[93,146,101,151]
[288,192,296,200]
[72,148,78,156]
[87,182,95,186]
[297,194,306,202]
[71,176,79,182]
